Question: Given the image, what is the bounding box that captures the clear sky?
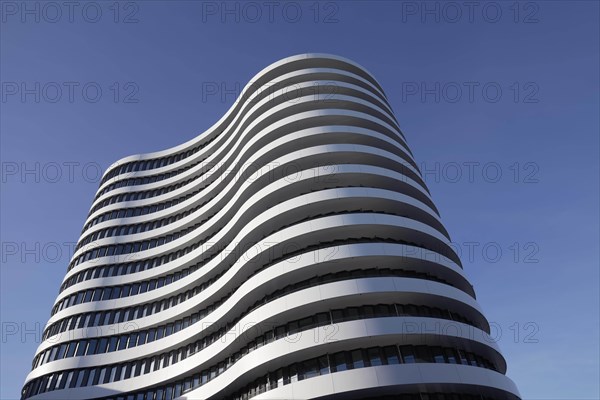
[1,1,598,399]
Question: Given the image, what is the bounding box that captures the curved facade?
[21,54,520,400]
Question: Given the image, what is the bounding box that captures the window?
[56,343,67,359]
[332,352,347,372]
[134,361,143,377]
[457,349,469,365]
[97,337,109,353]
[415,346,433,363]
[111,287,121,300]
[445,348,458,364]
[367,347,382,366]
[466,352,478,366]
[64,371,75,389]
[66,342,77,358]
[74,370,85,388]
[138,331,147,346]
[173,382,182,398]
[383,346,400,364]
[318,355,329,375]
[123,363,133,379]
[147,329,156,343]
[302,359,319,379]
[86,339,98,356]
[83,369,94,387]
[288,364,298,383]
[118,335,128,351]
[363,305,375,318]
[346,307,359,321]
[432,347,446,363]
[128,333,139,348]
[275,326,285,339]
[351,349,364,368]
[287,321,299,336]
[96,368,107,385]
[108,337,118,352]
[76,340,87,357]
[331,309,344,322]
[399,346,415,363]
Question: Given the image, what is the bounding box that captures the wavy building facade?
[21,54,520,400]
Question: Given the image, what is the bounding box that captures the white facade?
[21,54,520,400]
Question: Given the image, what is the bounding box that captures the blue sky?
[1,1,598,399]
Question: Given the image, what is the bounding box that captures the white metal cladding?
[21,54,520,400]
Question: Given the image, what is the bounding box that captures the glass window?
[399,346,415,363]
[457,349,469,365]
[64,371,75,389]
[351,349,364,368]
[331,309,344,322]
[289,364,298,383]
[445,348,458,364]
[108,336,118,352]
[367,347,383,366]
[275,326,285,339]
[66,342,77,358]
[332,352,347,372]
[92,288,103,301]
[118,335,128,350]
[48,374,59,391]
[346,307,359,320]
[432,347,446,363]
[97,367,107,385]
[82,369,93,387]
[302,358,319,379]
[318,355,329,375]
[466,352,478,366]
[362,305,375,318]
[138,331,147,346]
[173,382,182,398]
[316,312,330,326]
[111,287,121,300]
[123,363,133,379]
[128,333,139,348]
[298,316,313,330]
[75,340,87,357]
[134,361,143,377]
[86,339,98,356]
[383,346,400,364]
[147,329,156,343]
[415,346,433,363]
[74,370,85,387]
[56,343,67,359]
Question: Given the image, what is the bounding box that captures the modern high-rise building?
[21,54,520,400]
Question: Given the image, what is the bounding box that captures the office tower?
[21,54,520,400]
